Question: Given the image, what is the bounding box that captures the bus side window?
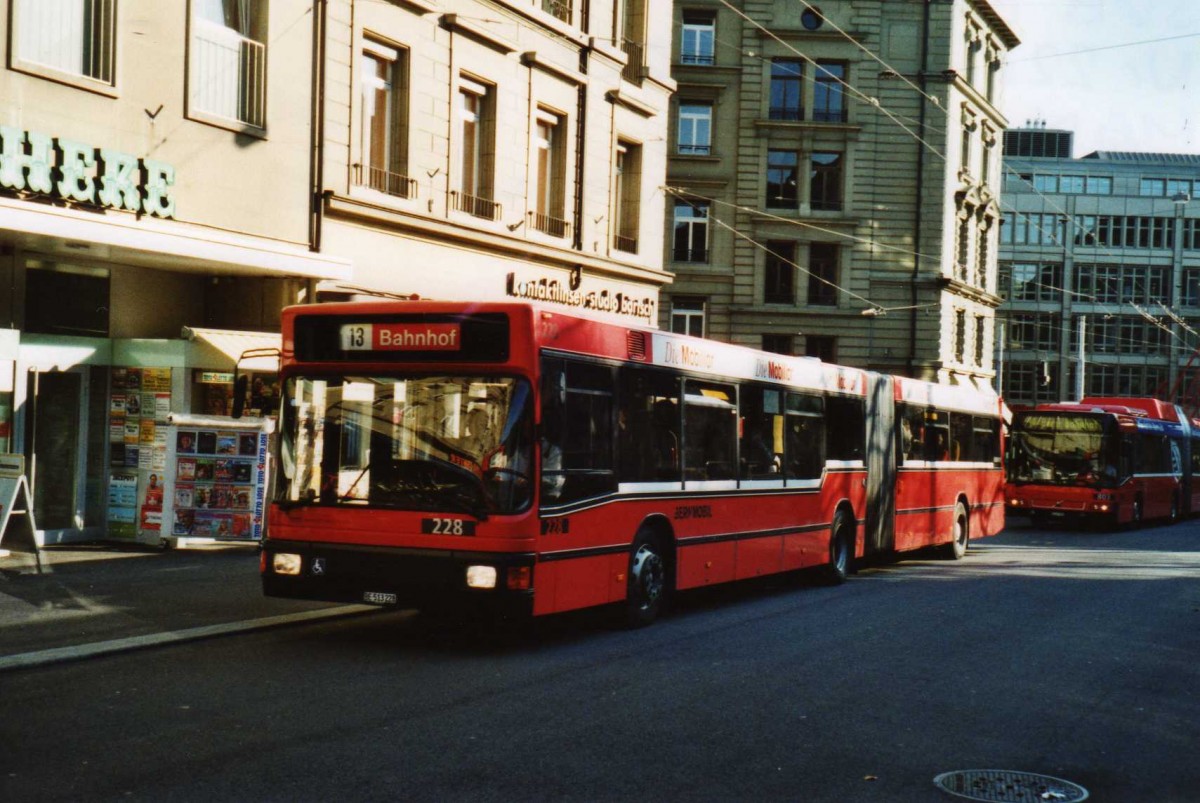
[541,357,617,504]
[951,413,972,462]
[683,380,737,480]
[785,391,824,479]
[740,386,783,480]
[924,410,950,461]
[826,395,864,461]
[618,368,680,483]
[900,406,925,462]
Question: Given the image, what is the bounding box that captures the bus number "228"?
[421,518,476,536]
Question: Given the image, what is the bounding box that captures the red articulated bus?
[261,301,1006,625]
[1006,397,1200,527]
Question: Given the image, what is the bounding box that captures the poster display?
[106,367,173,542]
[161,414,272,545]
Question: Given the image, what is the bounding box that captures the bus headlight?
[272,553,303,576]
[466,565,498,589]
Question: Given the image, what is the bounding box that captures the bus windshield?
[278,374,534,516]
[1007,412,1119,488]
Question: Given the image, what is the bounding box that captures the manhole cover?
[933,770,1088,802]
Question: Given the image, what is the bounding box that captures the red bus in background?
[261,301,1005,625]
[1006,397,1200,527]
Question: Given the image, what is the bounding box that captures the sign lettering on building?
[504,271,657,324]
[0,125,176,218]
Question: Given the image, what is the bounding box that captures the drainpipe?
[909,0,932,376]
[309,0,328,255]
[572,0,591,252]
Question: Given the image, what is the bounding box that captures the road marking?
[0,605,378,672]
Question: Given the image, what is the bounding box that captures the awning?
[181,327,281,373]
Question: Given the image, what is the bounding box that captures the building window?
[807,243,838,306]
[12,0,117,86]
[1007,262,1062,302]
[618,0,647,84]
[956,214,972,282]
[766,150,799,208]
[541,0,573,24]
[960,122,974,174]
[954,309,967,364]
[762,334,792,355]
[671,298,706,337]
[453,77,499,220]
[677,102,712,155]
[532,109,568,237]
[613,140,642,254]
[1004,362,1058,404]
[1184,269,1200,306]
[805,335,836,363]
[769,60,803,121]
[764,240,795,304]
[24,261,110,336]
[680,12,715,65]
[975,220,991,288]
[189,0,268,130]
[1140,178,1166,197]
[1002,212,1065,246]
[810,152,842,211]
[356,43,413,199]
[1009,314,1059,353]
[673,200,709,262]
[974,315,987,367]
[1075,316,1169,356]
[813,61,846,123]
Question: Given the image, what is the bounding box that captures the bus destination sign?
[339,323,462,352]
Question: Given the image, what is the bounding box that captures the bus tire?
[820,509,854,585]
[625,531,668,628]
[943,500,969,560]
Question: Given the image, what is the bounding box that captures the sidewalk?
[0,542,375,671]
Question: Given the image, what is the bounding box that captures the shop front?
[10,329,283,547]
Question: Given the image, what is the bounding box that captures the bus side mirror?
[231,375,248,419]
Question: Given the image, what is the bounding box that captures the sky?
[989,0,1200,157]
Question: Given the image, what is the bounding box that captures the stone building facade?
[660,0,1019,390]
[0,0,673,545]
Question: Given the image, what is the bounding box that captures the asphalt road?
[2,520,1198,802]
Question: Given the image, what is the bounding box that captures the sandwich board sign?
[0,454,42,574]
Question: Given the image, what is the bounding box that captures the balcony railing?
[680,51,715,66]
[614,233,639,254]
[541,0,572,23]
[450,190,501,221]
[354,164,417,199]
[191,21,266,128]
[18,0,116,83]
[530,211,570,238]
[620,39,644,85]
[678,143,711,156]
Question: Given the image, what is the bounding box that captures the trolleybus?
[260,301,1006,624]
[1006,397,1199,527]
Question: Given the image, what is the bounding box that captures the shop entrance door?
[25,368,90,542]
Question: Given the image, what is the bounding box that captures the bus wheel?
[820,509,854,585]
[944,501,969,560]
[625,532,668,628]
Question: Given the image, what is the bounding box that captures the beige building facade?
[662,0,1019,389]
[0,0,674,545]
[315,0,674,326]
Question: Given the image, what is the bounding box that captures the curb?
[0,605,379,672]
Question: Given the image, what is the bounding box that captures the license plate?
[363,591,398,605]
